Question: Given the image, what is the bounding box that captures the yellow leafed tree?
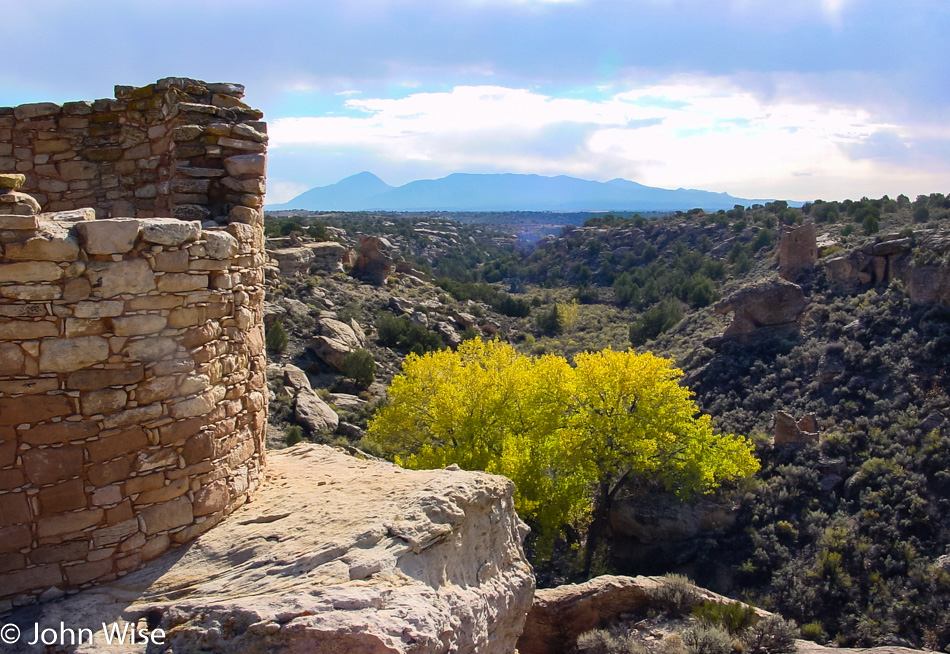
[367,339,758,570]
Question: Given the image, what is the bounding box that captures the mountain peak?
[267,172,784,212]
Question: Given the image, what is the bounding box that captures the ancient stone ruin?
[778,221,817,280]
[772,411,819,446]
[823,231,950,305]
[0,78,268,610]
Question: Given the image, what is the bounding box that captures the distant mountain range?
[266,172,786,212]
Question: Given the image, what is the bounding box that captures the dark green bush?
[266,321,288,353]
[285,425,304,446]
[629,299,683,346]
[341,349,376,389]
[375,312,443,353]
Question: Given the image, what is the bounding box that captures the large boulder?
[307,241,349,273]
[281,364,339,434]
[518,576,661,654]
[279,364,339,435]
[307,317,366,371]
[267,246,314,276]
[435,321,462,348]
[715,278,807,337]
[519,575,750,654]
[294,388,339,435]
[8,445,534,653]
[352,235,395,285]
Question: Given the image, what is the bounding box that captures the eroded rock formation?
[823,231,950,304]
[308,316,367,371]
[714,277,807,338]
[353,235,396,285]
[8,445,534,653]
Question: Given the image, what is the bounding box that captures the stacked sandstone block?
[0,79,269,612]
[0,77,266,222]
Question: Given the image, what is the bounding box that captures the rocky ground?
[6,444,534,653]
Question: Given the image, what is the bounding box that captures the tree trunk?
[582,480,612,578]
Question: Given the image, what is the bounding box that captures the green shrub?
[740,615,798,654]
[682,624,733,654]
[630,299,683,346]
[341,349,376,389]
[800,622,826,643]
[376,312,407,347]
[285,425,304,446]
[537,304,563,335]
[692,601,759,635]
[266,321,288,353]
[649,574,701,616]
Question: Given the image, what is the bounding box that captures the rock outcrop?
[353,235,396,285]
[282,364,339,435]
[610,493,737,545]
[267,241,349,277]
[823,230,950,305]
[518,575,754,654]
[308,316,367,370]
[715,277,807,338]
[267,246,316,276]
[7,445,534,653]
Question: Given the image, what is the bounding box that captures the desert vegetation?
[261,188,950,648]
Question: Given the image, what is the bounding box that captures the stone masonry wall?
[0,79,268,612]
[0,77,266,222]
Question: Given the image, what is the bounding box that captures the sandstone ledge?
[8,444,534,653]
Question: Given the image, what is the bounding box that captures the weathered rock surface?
[308,316,366,370]
[519,575,937,654]
[715,277,807,337]
[267,246,315,276]
[435,320,462,348]
[610,493,737,544]
[8,445,534,654]
[294,387,340,434]
[308,241,349,272]
[519,575,740,654]
[353,235,395,285]
[281,364,340,434]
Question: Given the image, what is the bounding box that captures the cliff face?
[7,444,535,653]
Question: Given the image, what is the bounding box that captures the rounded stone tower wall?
[0,78,268,612]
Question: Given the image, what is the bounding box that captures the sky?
[4,0,949,204]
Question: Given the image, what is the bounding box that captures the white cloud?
[266,181,312,204]
[269,76,947,201]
